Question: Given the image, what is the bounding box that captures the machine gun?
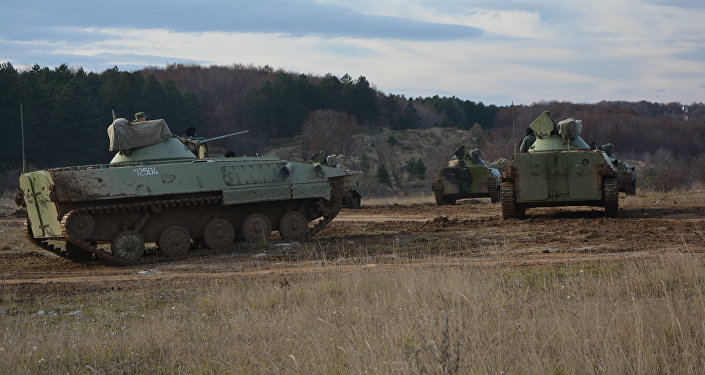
[180,130,250,158]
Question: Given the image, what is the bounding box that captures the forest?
[0,63,200,171]
[1,62,704,192]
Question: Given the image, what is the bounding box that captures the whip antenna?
[511,102,516,157]
[20,103,26,173]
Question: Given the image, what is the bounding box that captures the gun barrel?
[198,130,250,144]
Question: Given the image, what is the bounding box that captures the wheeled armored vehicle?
[432,147,501,205]
[501,112,619,219]
[17,118,361,265]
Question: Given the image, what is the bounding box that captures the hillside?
[1,63,704,194]
[264,126,489,195]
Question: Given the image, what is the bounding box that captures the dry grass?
[2,254,705,374]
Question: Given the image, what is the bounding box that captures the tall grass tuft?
[2,254,705,373]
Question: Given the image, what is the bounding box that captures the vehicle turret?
[501,111,619,218]
[526,112,591,152]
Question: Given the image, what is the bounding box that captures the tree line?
[140,64,502,153]
[1,61,703,178]
[0,63,200,171]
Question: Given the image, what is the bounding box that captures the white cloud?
[2,0,704,104]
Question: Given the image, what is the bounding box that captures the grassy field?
[2,254,705,374]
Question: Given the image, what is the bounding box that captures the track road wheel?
[203,218,235,249]
[242,213,272,246]
[279,211,309,242]
[111,231,144,263]
[501,182,524,219]
[62,212,95,241]
[604,177,619,217]
[158,225,191,257]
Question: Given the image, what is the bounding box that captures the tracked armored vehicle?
[17,118,362,265]
[314,153,362,209]
[615,161,637,195]
[600,143,637,195]
[432,147,501,205]
[343,184,362,209]
[501,112,619,219]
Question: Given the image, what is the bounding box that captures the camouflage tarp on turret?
[107,118,173,152]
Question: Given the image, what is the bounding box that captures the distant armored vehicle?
[501,112,619,218]
[17,118,361,265]
[312,152,363,209]
[343,184,362,209]
[600,143,637,195]
[432,147,501,205]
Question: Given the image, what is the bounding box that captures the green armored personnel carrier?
[343,184,362,209]
[600,143,637,195]
[501,112,619,219]
[17,118,362,265]
[432,147,501,205]
[313,153,362,209]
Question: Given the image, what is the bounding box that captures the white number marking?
[133,167,159,176]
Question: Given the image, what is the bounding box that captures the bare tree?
[302,109,360,156]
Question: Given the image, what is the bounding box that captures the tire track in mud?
[2,192,705,294]
[2,249,701,289]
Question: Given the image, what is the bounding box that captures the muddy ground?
[1,190,704,297]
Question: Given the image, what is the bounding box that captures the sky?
[1,0,704,105]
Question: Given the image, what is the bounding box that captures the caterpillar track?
[25,182,346,266]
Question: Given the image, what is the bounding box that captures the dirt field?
[2,189,704,296]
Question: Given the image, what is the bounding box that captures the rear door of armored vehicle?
[515,152,601,202]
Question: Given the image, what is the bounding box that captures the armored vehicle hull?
[600,143,637,196]
[615,160,637,195]
[19,156,360,265]
[431,147,501,205]
[501,112,618,219]
[432,166,500,205]
[18,119,361,265]
[342,184,362,209]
